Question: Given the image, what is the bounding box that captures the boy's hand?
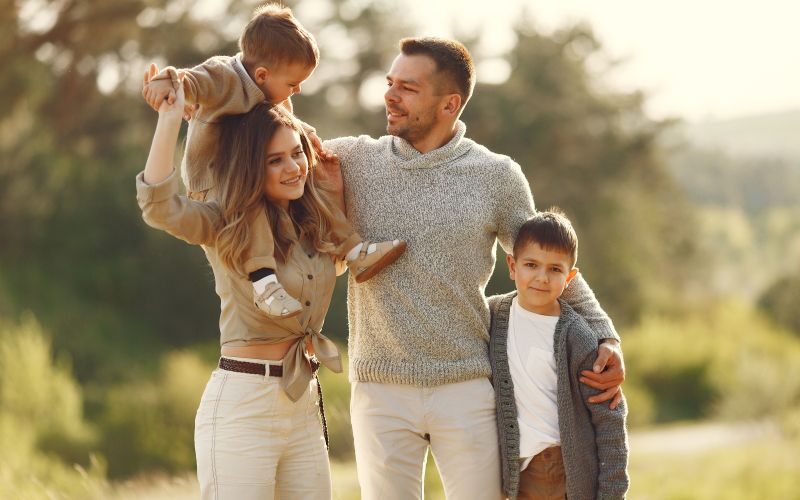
[142,63,176,111]
[580,339,625,409]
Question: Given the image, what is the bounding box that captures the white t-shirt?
[508,297,561,469]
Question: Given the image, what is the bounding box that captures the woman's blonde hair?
[213,104,346,276]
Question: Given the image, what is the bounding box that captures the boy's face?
[254,62,315,104]
[507,242,578,316]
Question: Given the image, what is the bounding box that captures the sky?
[404,0,800,122]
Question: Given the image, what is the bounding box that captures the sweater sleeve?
[561,274,619,341]
[495,159,536,254]
[155,57,263,118]
[323,136,359,164]
[577,350,630,499]
[136,170,222,246]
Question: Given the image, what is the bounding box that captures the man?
[323,37,624,500]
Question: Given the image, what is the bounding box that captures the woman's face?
[263,126,309,208]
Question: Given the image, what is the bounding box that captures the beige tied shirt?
[136,170,343,401]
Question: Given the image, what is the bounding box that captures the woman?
[137,82,343,499]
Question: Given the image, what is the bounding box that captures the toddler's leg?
[330,208,406,283]
[247,210,301,319]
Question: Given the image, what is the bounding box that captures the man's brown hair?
[513,208,579,267]
[239,3,319,71]
[399,37,475,112]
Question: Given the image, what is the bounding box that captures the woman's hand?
[316,152,346,212]
[142,67,186,185]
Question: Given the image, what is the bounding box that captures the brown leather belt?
[219,357,283,377]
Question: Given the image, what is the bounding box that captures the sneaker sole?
[354,241,407,283]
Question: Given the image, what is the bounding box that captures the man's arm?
[495,159,624,407]
[561,274,625,408]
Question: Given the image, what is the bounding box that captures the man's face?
[384,53,444,143]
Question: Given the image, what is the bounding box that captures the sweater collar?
[234,53,266,101]
[390,120,473,170]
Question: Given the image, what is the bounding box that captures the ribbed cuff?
[135,169,179,203]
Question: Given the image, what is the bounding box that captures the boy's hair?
[239,3,319,71]
[513,208,579,267]
[400,37,475,113]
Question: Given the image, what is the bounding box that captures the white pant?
[350,378,503,500]
[195,364,331,500]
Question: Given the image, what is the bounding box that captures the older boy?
[489,210,629,499]
[142,3,404,319]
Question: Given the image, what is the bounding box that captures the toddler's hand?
[142,63,177,111]
[156,74,185,121]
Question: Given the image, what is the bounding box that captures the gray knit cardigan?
[488,291,629,500]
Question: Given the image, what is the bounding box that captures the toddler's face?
[260,62,315,104]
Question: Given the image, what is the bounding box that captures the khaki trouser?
[518,446,566,500]
[350,378,503,500]
[194,363,331,500]
[189,188,361,274]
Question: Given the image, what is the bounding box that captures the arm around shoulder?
[494,159,535,254]
[561,273,619,341]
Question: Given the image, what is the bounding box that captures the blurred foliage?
[623,301,800,426]
[759,272,800,336]
[98,350,211,478]
[0,315,108,498]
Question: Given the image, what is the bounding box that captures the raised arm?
[137,68,221,246]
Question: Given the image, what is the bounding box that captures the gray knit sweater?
[489,291,629,500]
[325,121,618,386]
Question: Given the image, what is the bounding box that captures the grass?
[628,426,800,500]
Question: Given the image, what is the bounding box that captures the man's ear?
[441,94,461,117]
[506,254,516,280]
[565,267,579,286]
[253,66,270,85]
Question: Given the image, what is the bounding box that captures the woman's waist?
[221,338,298,361]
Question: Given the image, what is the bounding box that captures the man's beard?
[387,109,437,143]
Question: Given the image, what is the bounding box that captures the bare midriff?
[221,337,314,361]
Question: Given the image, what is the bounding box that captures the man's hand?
[580,339,625,409]
[142,63,176,111]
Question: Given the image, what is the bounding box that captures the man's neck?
[410,122,459,154]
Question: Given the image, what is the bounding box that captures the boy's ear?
[565,267,579,286]
[506,254,516,280]
[253,66,270,85]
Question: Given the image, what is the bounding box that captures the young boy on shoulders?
[488,209,629,500]
[141,3,405,319]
